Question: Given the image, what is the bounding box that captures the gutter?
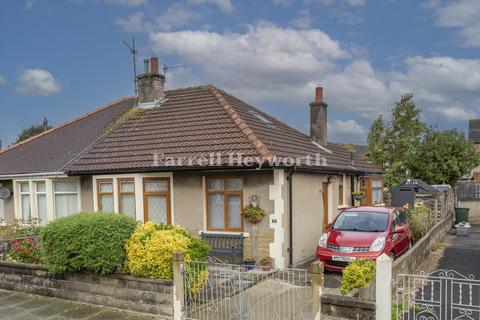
[0,172,66,179]
[286,166,296,268]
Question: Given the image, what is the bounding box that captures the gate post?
[173,252,185,320]
[376,254,392,320]
[310,261,324,320]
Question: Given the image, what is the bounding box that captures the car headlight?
[318,233,328,248]
[370,236,386,252]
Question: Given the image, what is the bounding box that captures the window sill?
[199,230,250,238]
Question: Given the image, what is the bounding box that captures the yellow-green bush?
[407,203,434,239]
[124,222,210,280]
[341,259,376,295]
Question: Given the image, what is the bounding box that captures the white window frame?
[92,173,174,223]
[53,179,81,218]
[18,181,32,223]
[34,181,48,225]
[13,177,81,224]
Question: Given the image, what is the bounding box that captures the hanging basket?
[241,205,266,224]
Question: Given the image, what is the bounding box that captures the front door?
[322,182,329,230]
[143,177,171,225]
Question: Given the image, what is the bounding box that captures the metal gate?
[183,261,310,320]
[395,269,480,320]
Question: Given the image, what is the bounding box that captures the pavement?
[0,289,163,320]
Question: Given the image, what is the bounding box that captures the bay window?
[19,182,31,222]
[207,177,243,231]
[97,179,114,212]
[54,181,79,218]
[35,181,48,225]
[118,178,136,218]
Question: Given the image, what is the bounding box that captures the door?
[143,177,171,224]
[322,182,329,230]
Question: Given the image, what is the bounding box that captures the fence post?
[173,252,185,320]
[310,261,324,320]
[376,254,392,320]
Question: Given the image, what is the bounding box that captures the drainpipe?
[286,167,296,268]
[351,175,356,206]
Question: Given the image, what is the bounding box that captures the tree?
[16,117,53,143]
[366,94,427,187]
[366,94,480,187]
[409,129,480,186]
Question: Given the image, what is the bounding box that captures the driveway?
[0,289,163,320]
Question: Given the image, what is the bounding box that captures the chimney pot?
[143,59,150,73]
[315,86,324,103]
[151,56,159,74]
[310,85,328,146]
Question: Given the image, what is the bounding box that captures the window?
[54,181,79,218]
[207,177,243,231]
[35,181,48,225]
[19,182,31,222]
[118,179,136,218]
[97,179,114,212]
[360,177,383,205]
[143,178,170,225]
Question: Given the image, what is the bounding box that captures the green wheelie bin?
[454,207,470,223]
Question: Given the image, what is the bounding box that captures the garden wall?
[321,291,375,320]
[0,261,173,318]
[392,213,454,280]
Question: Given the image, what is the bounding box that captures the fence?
[415,189,454,223]
[457,183,480,201]
[173,252,318,320]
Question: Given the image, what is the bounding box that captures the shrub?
[40,212,138,274]
[407,203,434,239]
[341,259,376,295]
[125,223,210,280]
[7,237,42,264]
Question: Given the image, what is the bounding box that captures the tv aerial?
[123,37,138,95]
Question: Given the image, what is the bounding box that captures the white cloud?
[102,0,147,6]
[24,0,147,8]
[17,69,61,96]
[272,0,291,5]
[0,74,6,85]
[431,0,480,47]
[156,4,201,31]
[115,12,145,32]
[188,0,234,13]
[290,10,313,29]
[328,120,368,144]
[306,0,367,7]
[431,106,477,121]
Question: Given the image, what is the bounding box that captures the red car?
[316,206,413,271]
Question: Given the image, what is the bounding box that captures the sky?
[0,0,479,146]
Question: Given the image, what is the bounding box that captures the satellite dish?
[0,187,11,199]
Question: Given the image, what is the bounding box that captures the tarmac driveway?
[0,289,163,320]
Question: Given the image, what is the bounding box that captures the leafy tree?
[366,94,427,187]
[410,129,480,186]
[16,117,52,143]
[366,94,479,187]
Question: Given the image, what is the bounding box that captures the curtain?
[227,194,241,228]
[147,195,167,224]
[55,194,78,218]
[21,194,31,222]
[208,193,224,229]
[120,194,136,218]
[100,194,114,212]
[37,194,47,225]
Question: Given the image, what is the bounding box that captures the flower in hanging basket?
[241,204,266,223]
[352,191,364,201]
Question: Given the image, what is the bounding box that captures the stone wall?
[321,292,375,320]
[0,261,173,318]
[392,213,454,280]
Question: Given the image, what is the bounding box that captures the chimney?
[310,86,328,146]
[137,55,165,108]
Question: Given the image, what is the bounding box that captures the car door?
[394,210,409,254]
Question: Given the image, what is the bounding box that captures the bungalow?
[0,56,382,267]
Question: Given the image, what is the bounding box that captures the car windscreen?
[332,211,389,232]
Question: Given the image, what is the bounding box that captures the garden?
[0,212,210,283]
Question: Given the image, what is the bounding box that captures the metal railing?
[395,269,480,320]
[457,183,480,201]
[183,260,310,320]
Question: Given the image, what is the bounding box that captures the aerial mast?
[123,37,138,95]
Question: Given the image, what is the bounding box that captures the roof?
[392,179,439,193]
[0,97,137,176]
[65,85,381,175]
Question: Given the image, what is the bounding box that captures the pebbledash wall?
[0,261,173,318]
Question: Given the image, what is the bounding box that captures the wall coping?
[0,260,173,285]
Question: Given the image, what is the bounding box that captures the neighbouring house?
[0,56,382,267]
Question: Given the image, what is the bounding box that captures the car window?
[332,211,389,232]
